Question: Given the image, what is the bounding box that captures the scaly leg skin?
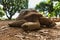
[8,20,27,27]
[21,22,40,31]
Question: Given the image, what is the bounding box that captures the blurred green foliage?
[1,0,28,20]
[35,0,60,17]
[0,5,5,17]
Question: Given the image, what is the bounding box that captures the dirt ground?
[0,20,60,40]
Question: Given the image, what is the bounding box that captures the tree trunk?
[8,17,12,20]
[6,13,12,20]
[8,15,12,20]
[5,12,13,20]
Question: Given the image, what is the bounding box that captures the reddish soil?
[0,20,60,40]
